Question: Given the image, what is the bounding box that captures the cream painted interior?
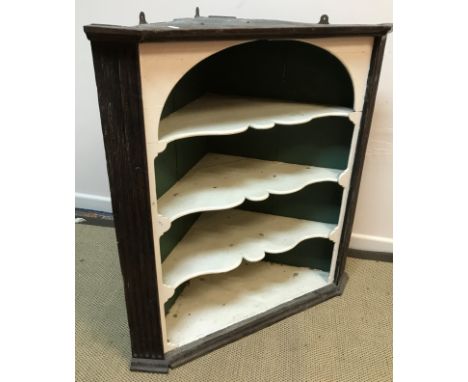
[138,37,372,351]
[157,94,351,154]
[157,153,345,227]
[167,261,329,348]
[162,209,336,295]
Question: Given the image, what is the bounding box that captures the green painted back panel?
[239,182,342,224]
[165,40,354,108]
[208,117,353,170]
[155,137,207,198]
[155,137,208,264]
[264,238,335,272]
[275,118,353,169]
[164,282,188,314]
[159,214,200,262]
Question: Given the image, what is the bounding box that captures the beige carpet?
[76,224,392,382]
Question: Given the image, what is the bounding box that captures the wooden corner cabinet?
[84,11,392,373]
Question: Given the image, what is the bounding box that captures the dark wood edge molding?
[84,23,393,43]
[90,41,165,360]
[348,249,393,262]
[127,273,347,372]
[167,273,348,368]
[333,35,389,284]
[131,358,170,374]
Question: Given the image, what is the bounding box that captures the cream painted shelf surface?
[158,153,343,223]
[157,94,352,152]
[166,261,329,348]
[162,209,335,295]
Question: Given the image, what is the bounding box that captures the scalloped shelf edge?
[162,215,336,301]
[157,171,344,235]
[155,95,353,155]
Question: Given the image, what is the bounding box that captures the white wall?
[76,0,392,252]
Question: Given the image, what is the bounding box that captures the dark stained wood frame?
[85,18,392,373]
[84,18,392,42]
[89,41,167,370]
[333,35,388,284]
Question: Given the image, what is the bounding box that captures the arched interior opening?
[154,40,355,315]
[161,39,354,118]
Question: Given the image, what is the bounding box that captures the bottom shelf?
[166,261,329,349]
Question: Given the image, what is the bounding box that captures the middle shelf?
[158,153,344,223]
[162,208,336,294]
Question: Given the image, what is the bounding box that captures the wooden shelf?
[157,94,352,152]
[158,153,343,223]
[166,261,329,348]
[162,209,335,296]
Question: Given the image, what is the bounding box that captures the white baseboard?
[350,233,393,253]
[75,192,112,213]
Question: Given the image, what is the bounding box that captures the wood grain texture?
[90,41,165,360]
[84,16,392,43]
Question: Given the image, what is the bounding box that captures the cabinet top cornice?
[84,12,393,43]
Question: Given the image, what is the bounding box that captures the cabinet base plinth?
[130,358,170,373]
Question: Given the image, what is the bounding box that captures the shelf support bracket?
[348,112,361,126]
[338,169,351,188]
[157,215,171,236]
[329,226,341,242]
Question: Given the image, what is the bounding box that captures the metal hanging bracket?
[319,14,330,24]
[139,11,147,25]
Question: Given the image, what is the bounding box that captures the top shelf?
[157,94,352,153]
